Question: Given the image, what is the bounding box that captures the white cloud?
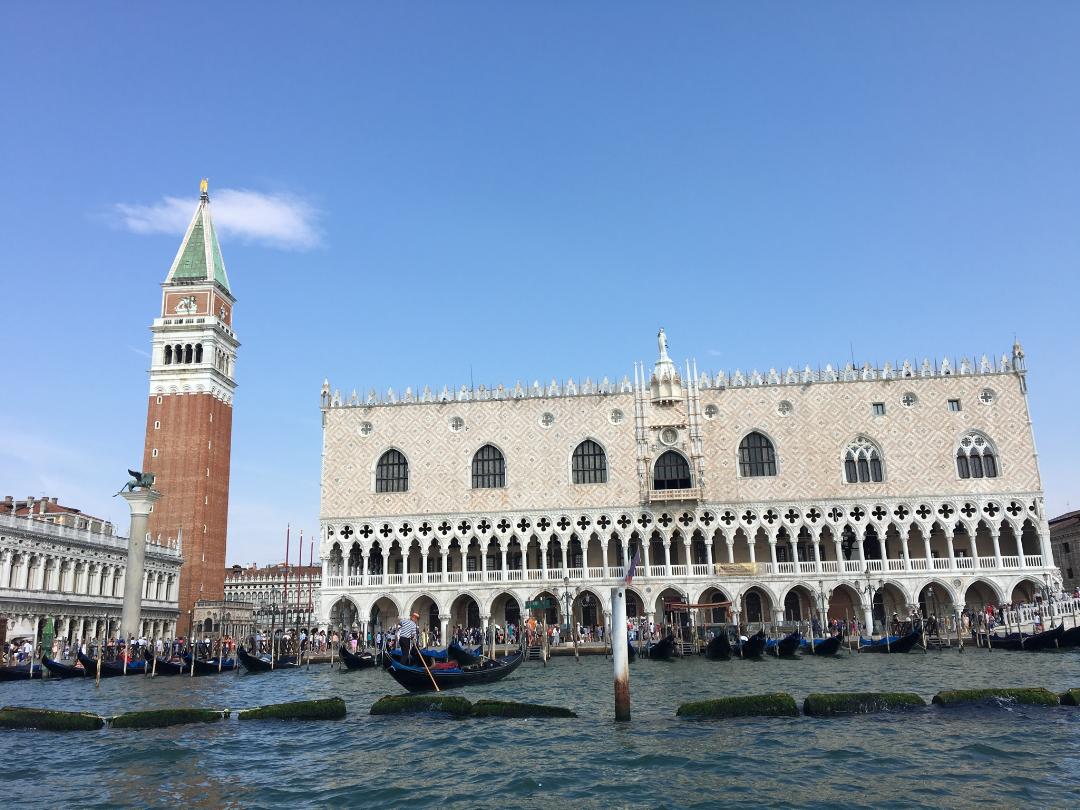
[114,187,321,250]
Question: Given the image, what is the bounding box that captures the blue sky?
[2,5,1078,565]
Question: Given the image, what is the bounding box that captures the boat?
[736,630,767,659]
[644,635,676,660]
[764,631,802,658]
[76,651,148,676]
[447,640,484,666]
[858,628,923,653]
[236,645,298,672]
[143,649,188,675]
[339,645,377,670]
[42,657,87,678]
[385,644,525,692]
[627,638,637,661]
[1060,624,1080,648]
[0,663,43,681]
[704,633,731,661]
[192,656,238,675]
[976,624,1064,652]
[799,636,843,656]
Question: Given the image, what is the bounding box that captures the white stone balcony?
[321,554,1048,591]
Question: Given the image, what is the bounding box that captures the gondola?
[192,656,238,675]
[799,636,842,656]
[384,644,525,692]
[447,640,484,666]
[143,649,188,676]
[976,624,1063,651]
[858,628,923,653]
[236,645,298,672]
[627,638,637,661]
[1060,624,1080,648]
[765,631,802,658]
[0,663,43,681]
[644,634,676,660]
[42,656,87,678]
[76,651,147,675]
[735,630,767,659]
[339,645,377,670]
[704,633,732,661]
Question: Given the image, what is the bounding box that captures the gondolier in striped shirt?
[398,612,420,665]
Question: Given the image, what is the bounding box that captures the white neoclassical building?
[0,496,182,643]
[317,332,1061,642]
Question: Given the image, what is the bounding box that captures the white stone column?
[811,532,821,573]
[946,530,957,569]
[789,538,800,573]
[641,540,651,576]
[421,547,428,578]
[855,530,867,572]
[35,556,46,590]
[704,538,714,570]
[559,538,568,573]
[726,539,734,565]
[540,539,549,579]
[481,540,489,579]
[500,544,508,578]
[681,540,691,573]
[922,534,932,567]
[747,536,757,564]
[768,539,778,570]
[899,529,910,570]
[120,489,162,640]
[834,538,844,568]
[0,551,10,588]
[600,543,609,578]
[1037,526,1053,567]
[662,538,671,571]
[991,529,1002,568]
[440,551,449,583]
[439,613,450,647]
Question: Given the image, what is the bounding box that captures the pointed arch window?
[472,444,506,489]
[164,345,173,365]
[844,436,884,483]
[956,431,998,479]
[738,431,777,477]
[572,439,607,484]
[653,450,692,490]
[375,449,409,493]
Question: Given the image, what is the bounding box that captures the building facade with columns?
[224,563,320,634]
[0,498,181,644]
[317,332,1060,643]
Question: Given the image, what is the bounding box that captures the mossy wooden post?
[541,618,548,666]
[845,611,853,655]
[611,586,631,722]
[954,608,964,653]
[151,638,157,677]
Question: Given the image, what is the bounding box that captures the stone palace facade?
[317,331,1059,642]
[0,496,181,643]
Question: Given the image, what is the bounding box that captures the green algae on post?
[370,694,473,718]
[238,697,346,721]
[111,708,225,729]
[803,692,925,717]
[0,706,104,731]
[471,699,577,718]
[676,693,799,719]
[932,688,1059,707]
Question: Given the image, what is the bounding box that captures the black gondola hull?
[859,629,923,653]
[800,636,842,656]
[736,631,767,659]
[385,646,525,692]
[704,634,731,661]
[42,657,86,678]
[645,635,676,660]
[0,664,43,681]
[77,651,147,676]
[236,646,298,672]
[339,645,376,670]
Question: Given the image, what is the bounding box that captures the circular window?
[659,427,679,446]
[777,400,794,417]
[900,392,918,409]
[539,412,555,428]
[449,416,465,433]
[358,421,373,436]
[609,409,625,425]
[704,404,718,420]
[979,388,996,405]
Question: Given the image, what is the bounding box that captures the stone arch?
[528,589,560,625]
[916,580,957,618]
[572,586,606,630]
[329,595,361,632]
[654,586,689,627]
[488,591,523,628]
[1009,577,1042,604]
[737,584,775,625]
[696,585,733,623]
[368,594,402,629]
[964,578,1004,610]
[449,592,482,631]
[826,582,861,621]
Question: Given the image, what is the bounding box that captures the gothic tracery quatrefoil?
[576,516,590,531]
[617,515,632,530]
[983,503,1000,518]
[437,521,452,535]
[871,506,887,521]
[597,515,612,529]
[700,512,715,526]
[658,513,673,528]
[742,510,756,524]
[340,525,354,539]
[849,507,865,522]
[763,510,779,525]
[806,508,822,523]
[784,509,799,524]
[418,523,432,536]
[828,507,844,522]
[537,517,552,531]
[556,517,571,531]
[937,504,955,519]
[678,512,693,527]
[893,505,910,520]
[379,524,393,538]
[497,519,511,533]
[1006,502,1022,518]
[457,520,471,534]
[359,525,374,538]
[516,518,531,533]
[637,514,652,528]
[477,520,492,534]
[915,505,932,520]
[960,503,976,519]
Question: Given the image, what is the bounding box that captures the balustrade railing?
[318,549,1048,590]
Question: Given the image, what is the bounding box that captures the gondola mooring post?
[611,586,631,722]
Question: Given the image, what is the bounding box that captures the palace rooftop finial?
[200,177,209,199]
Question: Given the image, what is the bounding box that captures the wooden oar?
[410,638,440,692]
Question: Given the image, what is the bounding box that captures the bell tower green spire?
[164,178,231,293]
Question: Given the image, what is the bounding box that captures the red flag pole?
[307,539,314,642]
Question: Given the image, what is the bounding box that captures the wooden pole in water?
[955,608,964,653]
[845,610,853,654]
[151,637,157,677]
[541,617,548,666]
[611,586,631,722]
[218,636,224,672]
[95,628,103,687]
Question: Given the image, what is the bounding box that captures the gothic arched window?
[843,436,884,483]
[472,444,506,489]
[572,439,607,484]
[653,450,692,490]
[164,345,173,365]
[956,431,998,479]
[194,343,203,364]
[738,431,777,477]
[375,449,409,493]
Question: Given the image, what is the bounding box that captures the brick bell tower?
[142,179,239,637]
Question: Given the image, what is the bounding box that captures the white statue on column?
[658,328,670,361]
